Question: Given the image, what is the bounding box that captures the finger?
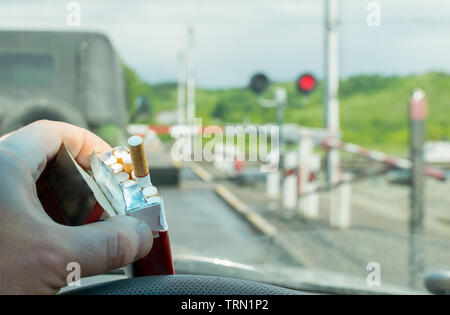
[0,120,111,180]
[62,216,153,277]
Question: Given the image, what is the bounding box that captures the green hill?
[125,68,450,155]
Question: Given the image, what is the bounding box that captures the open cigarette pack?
[37,136,174,276]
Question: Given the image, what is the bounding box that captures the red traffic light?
[297,73,317,94]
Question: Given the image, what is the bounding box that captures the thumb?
[63,215,153,277]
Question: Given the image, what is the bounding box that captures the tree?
[212,101,228,120]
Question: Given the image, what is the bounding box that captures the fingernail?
[135,222,152,259]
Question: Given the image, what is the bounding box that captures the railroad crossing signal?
[297,73,317,95]
[249,73,270,95]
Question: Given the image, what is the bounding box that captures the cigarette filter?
[147,196,161,205]
[102,154,118,166]
[122,179,135,187]
[128,135,151,188]
[115,171,129,183]
[122,154,133,174]
[143,185,158,198]
[113,146,129,164]
[110,163,124,174]
[128,135,148,177]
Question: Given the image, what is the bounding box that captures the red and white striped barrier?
[297,137,318,218]
[321,138,446,181]
[299,153,321,219]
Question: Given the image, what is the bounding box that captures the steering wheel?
[63,275,302,295]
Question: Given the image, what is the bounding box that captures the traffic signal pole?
[274,87,287,146]
[324,0,342,226]
[324,0,340,183]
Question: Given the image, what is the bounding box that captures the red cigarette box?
[37,144,174,277]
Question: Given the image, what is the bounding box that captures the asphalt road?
[159,168,295,267]
[192,161,450,292]
[61,163,449,294]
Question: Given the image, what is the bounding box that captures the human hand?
[0,120,153,294]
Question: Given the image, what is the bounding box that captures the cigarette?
[143,185,158,198]
[114,146,129,164]
[122,179,135,187]
[122,153,133,174]
[128,135,151,188]
[110,163,124,174]
[146,196,161,205]
[115,171,130,183]
[102,154,118,166]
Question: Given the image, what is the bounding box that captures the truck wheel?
[1,100,88,134]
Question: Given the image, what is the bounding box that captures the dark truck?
[0,30,128,142]
[0,30,179,185]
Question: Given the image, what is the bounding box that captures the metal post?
[274,87,287,146]
[324,0,341,227]
[186,26,196,127]
[324,0,340,184]
[276,106,284,144]
[408,89,426,289]
[303,154,321,219]
[177,51,186,126]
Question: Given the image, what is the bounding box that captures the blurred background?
[1,0,449,151]
[1,0,450,294]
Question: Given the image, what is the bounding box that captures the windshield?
[1,0,449,295]
[164,168,450,294]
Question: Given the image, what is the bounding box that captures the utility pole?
[408,88,426,289]
[324,0,343,228]
[177,51,186,126]
[324,0,340,185]
[186,26,196,127]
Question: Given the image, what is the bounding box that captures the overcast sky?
[0,0,449,88]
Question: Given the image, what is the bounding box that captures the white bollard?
[213,143,237,175]
[302,181,319,218]
[267,170,280,199]
[283,151,298,210]
[330,173,352,228]
[297,137,314,216]
[266,149,280,199]
[300,154,320,219]
[283,174,297,209]
[297,136,313,195]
